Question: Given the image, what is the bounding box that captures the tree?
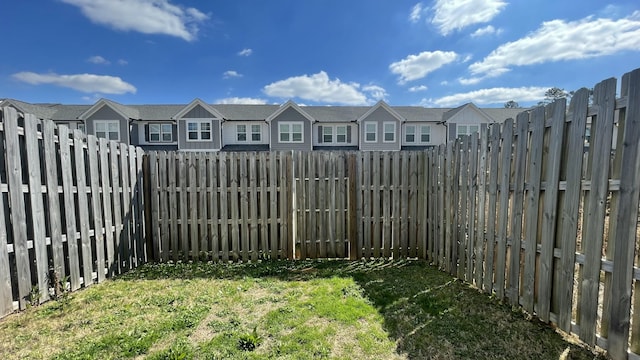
[504,100,520,108]
[543,87,569,104]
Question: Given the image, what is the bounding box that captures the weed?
[237,326,261,352]
[27,285,40,307]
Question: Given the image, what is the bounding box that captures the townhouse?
[0,98,524,151]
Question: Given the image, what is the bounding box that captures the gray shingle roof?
[2,98,530,124]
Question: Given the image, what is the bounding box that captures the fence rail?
[426,68,640,359]
[0,107,145,318]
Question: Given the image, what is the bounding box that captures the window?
[457,124,480,138]
[149,123,172,142]
[383,122,396,142]
[237,125,247,141]
[279,122,303,143]
[95,120,120,141]
[336,126,347,143]
[405,125,415,143]
[187,120,211,141]
[364,122,377,142]
[251,125,261,141]
[420,125,430,143]
[323,126,333,143]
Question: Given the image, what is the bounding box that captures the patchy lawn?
[0,260,606,359]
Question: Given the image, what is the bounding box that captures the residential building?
[0,98,525,152]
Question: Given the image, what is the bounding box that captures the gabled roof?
[77,98,139,120]
[266,100,315,123]
[172,98,224,120]
[356,100,405,123]
[0,98,60,119]
[443,102,494,123]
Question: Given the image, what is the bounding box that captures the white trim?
[266,100,315,123]
[405,124,416,143]
[383,121,396,143]
[420,125,431,143]
[364,122,377,143]
[186,119,212,142]
[149,123,173,143]
[94,120,120,141]
[278,121,304,143]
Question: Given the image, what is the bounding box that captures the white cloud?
[263,71,369,105]
[87,55,110,65]
[12,72,137,94]
[215,97,268,104]
[389,51,458,84]
[117,59,128,65]
[409,85,428,92]
[409,3,424,23]
[61,0,208,42]
[431,0,507,36]
[470,25,503,38]
[238,48,253,56]
[362,85,388,101]
[425,86,548,107]
[468,11,640,80]
[223,70,242,79]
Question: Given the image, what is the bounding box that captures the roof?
[2,98,528,124]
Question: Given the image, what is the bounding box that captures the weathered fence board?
[0,108,144,318]
[425,69,640,360]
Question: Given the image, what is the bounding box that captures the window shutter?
[145,124,149,141]
[318,125,323,143]
[346,126,351,143]
[172,124,178,142]
[448,123,457,141]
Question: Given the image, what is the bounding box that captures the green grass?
[0,260,606,359]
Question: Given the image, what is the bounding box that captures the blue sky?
[2,0,640,107]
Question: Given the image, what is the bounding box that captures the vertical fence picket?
[495,119,514,300]
[168,152,178,261]
[43,120,64,280]
[483,125,501,292]
[74,130,93,285]
[101,140,116,273]
[555,89,589,331]
[608,69,640,359]
[24,115,49,301]
[59,126,81,290]
[87,137,105,282]
[158,152,169,262]
[507,113,530,306]
[522,107,545,313]
[579,77,617,345]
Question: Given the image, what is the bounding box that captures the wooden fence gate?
[293,152,353,259]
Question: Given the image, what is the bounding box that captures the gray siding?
[359,107,401,151]
[269,107,312,151]
[86,106,129,145]
[184,105,215,118]
[448,123,457,141]
[178,119,221,150]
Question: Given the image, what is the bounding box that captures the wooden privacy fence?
[146,150,427,261]
[146,151,293,262]
[0,107,146,319]
[426,68,640,359]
